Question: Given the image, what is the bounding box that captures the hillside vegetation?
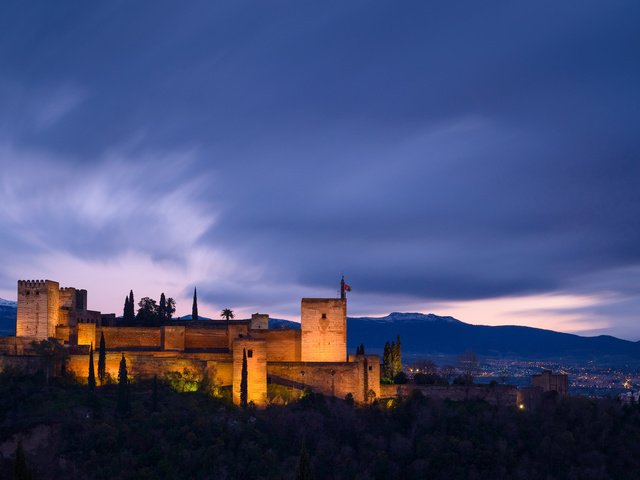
[1,371,640,479]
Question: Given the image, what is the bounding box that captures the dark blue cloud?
[0,1,639,337]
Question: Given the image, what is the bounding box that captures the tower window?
[247,349,253,358]
[321,313,327,319]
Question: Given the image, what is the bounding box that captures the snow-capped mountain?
[352,312,462,324]
[0,298,17,308]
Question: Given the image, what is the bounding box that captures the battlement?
[18,279,55,287]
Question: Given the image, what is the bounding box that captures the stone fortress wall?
[5,279,380,407]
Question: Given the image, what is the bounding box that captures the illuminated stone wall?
[232,338,267,407]
[77,323,96,346]
[267,360,371,402]
[16,280,60,339]
[227,323,250,349]
[161,326,185,351]
[94,327,162,349]
[347,354,381,400]
[250,313,269,330]
[301,298,346,362]
[264,329,301,362]
[67,351,234,385]
[184,327,227,350]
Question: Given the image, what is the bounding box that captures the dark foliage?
[296,443,313,480]
[14,440,31,480]
[3,371,640,479]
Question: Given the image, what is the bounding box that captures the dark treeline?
[121,290,176,326]
[2,371,640,479]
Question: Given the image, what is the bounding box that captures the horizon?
[1,3,639,341]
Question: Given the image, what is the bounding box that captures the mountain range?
[1,300,638,360]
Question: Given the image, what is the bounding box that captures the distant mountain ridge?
[347,313,640,360]
[1,303,639,359]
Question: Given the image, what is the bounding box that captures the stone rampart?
[162,326,185,351]
[268,360,368,402]
[95,327,161,350]
[263,329,301,361]
[184,327,228,350]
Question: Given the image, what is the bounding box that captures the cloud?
[0,2,639,339]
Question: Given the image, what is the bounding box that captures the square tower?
[301,298,347,362]
[16,280,60,339]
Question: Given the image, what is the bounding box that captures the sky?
[0,2,639,339]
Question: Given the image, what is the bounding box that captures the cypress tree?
[88,344,96,391]
[98,332,106,385]
[123,296,129,322]
[117,354,130,415]
[240,348,248,408]
[124,290,135,323]
[383,341,392,378]
[159,293,167,323]
[192,287,198,321]
[295,443,313,480]
[393,335,402,377]
[14,440,30,480]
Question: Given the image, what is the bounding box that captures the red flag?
[344,283,352,292]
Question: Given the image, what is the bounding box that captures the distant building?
[531,369,568,396]
[518,369,569,409]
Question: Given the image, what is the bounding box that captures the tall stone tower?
[232,337,267,407]
[16,280,60,339]
[301,298,347,362]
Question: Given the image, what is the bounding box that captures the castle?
[2,278,380,406]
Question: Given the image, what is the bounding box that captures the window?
[321,313,327,319]
[368,366,373,371]
[248,349,253,358]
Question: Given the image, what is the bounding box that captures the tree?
[136,297,158,325]
[296,443,313,480]
[98,332,106,385]
[192,287,198,321]
[123,296,130,322]
[356,343,365,355]
[14,440,31,480]
[165,297,176,321]
[123,290,135,324]
[221,308,234,322]
[159,293,167,322]
[116,354,130,415]
[383,341,392,378]
[88,344,96,391]
[240,348,248,408]
[392,335,402,378]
